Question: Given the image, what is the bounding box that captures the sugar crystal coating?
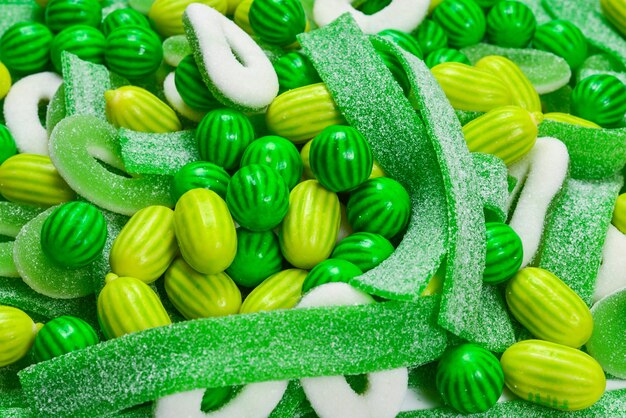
[472,153,509,222]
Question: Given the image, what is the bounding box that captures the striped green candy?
[571,74,626,127]
[171,161,231,202]
[40,201,108,268]
[196,108,255,172]
[226,228,283,288]
[104,25,163,79]
[412,19,448,56]
[45,0,102,33]
[532,19,588,69]
[32,316,99,363]
[301,258,362,293]
[486,0,536,48]
[425,47,471,68]
[0,124,17,165]
[248,0,306,46]
[0,22,53,75]
[432,0,486,49]
[310,125,373,193]
[331,232,394,272]
[50,25,106,73]
[346,177,410,240]
[436,343,504,414]
[174,54,220,111]
[225,164,290,231]
[483,222,523,285]
[273,51,322,94]
[240,135,303,189]
[101,8,151,37]
[377,29,423,58]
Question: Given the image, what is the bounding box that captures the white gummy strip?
[594,225,626,303]
[3,72,63,156]
[163,72,206,123]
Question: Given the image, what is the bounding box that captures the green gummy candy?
[586,288,626,378]
[0,202,43,238]
[0,242,18,277]
[473,153,509,223]
[118,129,200,176]
[163,35,191,67]
[19,297,446,417]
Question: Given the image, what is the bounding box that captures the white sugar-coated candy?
[507,137,569,267]
[3,72,63,156]
[163,72,206,123]
[313,0,428,34]
[183,3,278,111]
[298,283,408,418]
[594,225,626,303]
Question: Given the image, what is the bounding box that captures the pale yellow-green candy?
[543,112,601,129]
[613,193,626,234]
[421,271,444,296]
[104,86,182,133]
[300,139,315,179]
[369,160,386,179]
[601,0,626,37]
[234,0,254,35]
[149,0,228,36]
[97,273,172,339]
[109,206,178,284]
[164,257,241,319]
[174,188,237,275]
[428,0,444,14]
[0,306,41,367]
[279,180,340,269]
[239,268,307,313]
[226,0,243,15]
[0,61,11,100]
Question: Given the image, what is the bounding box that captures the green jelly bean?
[433,0,486,49]
[45,0,102,33]
[105,25,163,80]
[571,74,626,128]
[425,47,471,68]
[302,258,362,293]
[32,316,99,363]
[172,161,231,202]
[0,22,53,75]
[101,8,151,37]
[226,228,283,288]
[377,29,423,58]
[249,0,306,46]
[0,124,17,165]
[486,0,536,48]
[273,51,322,94]
[50,25,106,73]
[240,135,303,190]
[483,222,523,284]
[532,19,588,69]
[175,54,220,111]
[331,232,394,272]
[412,19,448,56]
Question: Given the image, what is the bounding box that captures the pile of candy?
[0,0,625,416]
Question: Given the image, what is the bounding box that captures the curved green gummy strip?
[19,297,446,417]
[0,242,17,277]
[472,153,509,223]
[0,202,43,238]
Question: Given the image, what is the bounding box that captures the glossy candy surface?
[101,8,151,37]
[301,258,362,293]
[571,74,626,127]
[0,22,53,75]
[432,0,486,49]
[273,52,321,93]
[0,306,39,367]
[174,54,220,111]
[249,0,306,46]
[45,0,102,33]
[226,229,283,288]
[425,47,470,68]
[240,135,303,190]
[532,19,588,69]
[331,232,394,272]
[171,161,231,202]
[377,29,423,58]
[104,26,163,80]
[486,0,536,48]
[483,222,523,284]
[32,316,99,362]
[239,268,307,313]
[412,19,448,56]
[50,25,106,72]
[0,124,17,165]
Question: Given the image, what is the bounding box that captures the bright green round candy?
[40,201,108,268]
[249,0,306,46]
[425,47,471,68]
[346,177,410,240]
[0,124,17,165]
[171,161,231,202]
[301,258,362,293]
[331,232,394,273]
[45,0,102,33]
[436,343,504,414]
[486,1,536,48]
[571,74,626,127]
[0,22,53,75]
[483,222,523,284]
[240,135,303,190]
[226,228,283,288]
[433,0,486,49]
[101,8,151,37]
[377,29,423,58]
[412,19,448,56]
[310,125,373,193]
[273,51,322,94]
[32,316,99,363]
[104,25,163,79]
[174,55,220,111]
[50,25,106,72]
[196,108,255,172]
[532,19,588,69]
[226,164,290,231]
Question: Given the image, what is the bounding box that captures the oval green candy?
[532,19,588,69]
[105,25,163,80]
[101,8,151,37]
[433,0,486,49]
[32,316,99,363]
[249,0,306,46]
[302,258,362,293]
[240,135,303,190]
[0,22,53,75]
[273,51,322,94]
[425,47,471,68]
[413,19,448,56]
[0,124,17,165]
[45,0,102,33]
[483,222,523,285]
[50,25,106,73]
[331,232,394,272]
[571,74,626,127]
[486,1,536,48]
[377,29,423,58]
[226,228,283,288]
[171,161,231,202]
[174,54,220,111]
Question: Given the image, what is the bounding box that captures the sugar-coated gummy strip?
[0,242,18,277]
[538,175,623,305]
[0,1,39,39]
[578,55,626,86]
[3,72,63,155]
[0,388,25,408]
[299,14,448,300]
[19,297,446,417]
[163,72,206,123]
[0,202,43,238]
[119,128,200,175]
[472,153,509,223]
[594,225,626,303]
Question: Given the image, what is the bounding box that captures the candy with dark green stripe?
[301,258,362,293]
[45,0,102,33]
[486,0,536,48]
[273,51,321,94]
[310,125,373,193]
[377,29,423,58]
[0,22,53,75]
[571,74,626,127]
[32,316,99,363]
[331,232,394,272]
[249,0,306,46]
[412,19,448,56]
[172,161,231,202]
[101,8,151,37]
[227,228,283,288]
[240,135,302,190]
[0,124,17,165]
[432,0,486,48]
[104,25,163,79]
[175,54,220,111]
[346,177,410,240]
[436,343,504,414]
[425,47,470,68]
[226,164,289,231]
[532,19,588,69]
[50,25,106,72]
[482,222,522,285]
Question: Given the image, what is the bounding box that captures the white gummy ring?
[313,0,429,34]
[163,72,207,123]
[595,225,626,303]
[3,72,62,155]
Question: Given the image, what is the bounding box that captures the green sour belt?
[472,153,509,223]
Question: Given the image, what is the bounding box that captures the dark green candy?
[532,19,588,69]
[201,386,242,413]
[226,229,283,288]
[240,135,302,189]
[373,44,411,95]
[226,164,289,231]
[32,316,99,363]
[571,74,626,127]
[301,258,363,293]
[486,1,536,48]
[40,201,107,268]
[310,125,373,193]
[346,177,411,240]
[45,0,102,33]
[436,343,504,414]
[196,108,255,172]
[0,22,53,75]
[249,0,306,46]
[377,29,423,58]
[433,0,486,49]
[0,124,17,165]
[104,25,163,79]
[483,222,523,285]
[331,232,394,272]
[425,47,471,68]
[50,25,106,72]
[412,19,448,56]
[174,55,220,111]
[273,51,321,93]
[101,8,151,37]
[171,161,231,202]
[356,0,391,15]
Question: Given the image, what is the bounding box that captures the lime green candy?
[172,161,231,202]
[331,232,394,272]
[240,269,307,313]
[571,74,626,128]
[483,222,523,284]
[425,47,470,68]
[486,0,536,48]
[45,0,102,33]
[301,259,362,293]
[432,0,486,49]
[174,54,220,111]
[226,228,283,288]
[0,22,53,75]
[40,201,107,268]
[50,25,106,73]
[532,19,588,69]
[273,52,321,94]
[0,306,39,368]
[105,26,163,80]
[0,124,17,165]
[377,29,423,58]
[101,8,151,37]
[249,0,306,46]
[412,19,448,56]
[240,135,303,190]
[32,316,99,363]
